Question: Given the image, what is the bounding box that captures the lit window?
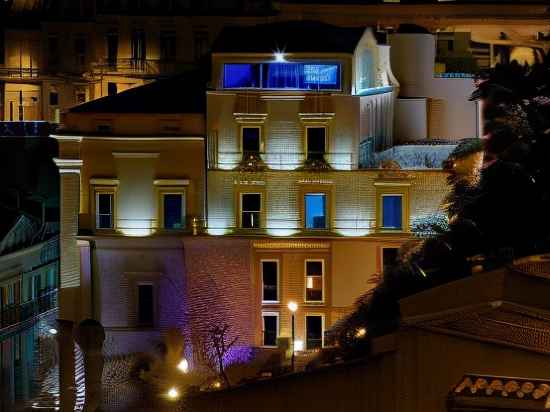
[306,127,326,160]
[262,312,279,347]
[382,247,399,273]
[137,284,154,326]
[262,261,278,303]
[163,193,185,229]
[306,315,323,350]
[96,193,114,229]
[304,193,327,229]
[242,127,260,154]
[224,63,261,88]
[382,195,403,230]
[241,193,261,229]
[305,260,323,302]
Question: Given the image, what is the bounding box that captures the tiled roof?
[211,21,366,54]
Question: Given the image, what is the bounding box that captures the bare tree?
[203,324,238,388]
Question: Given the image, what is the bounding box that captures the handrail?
[215,151,355,169]
[1,289,58,329]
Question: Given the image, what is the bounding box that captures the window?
[106,31,118,67]
[96,192,114,229]
[262,260,278,303]
[305,315,323,350]
[108,82,117,96]
[241,193,261,229]
[160,31,177,61]
[194,31,209,61]
[382,195,403,230]
[306,127,326,160]
[48,35,60,66]
[163,193,185,229]
[304,193,327,229]
[305,260,323,302]
[131,29,147,63]
[382,247,399,274]
[242,127,260,154]
[137,284,154,326]
[262,312,279,347]
[74,36,87,67]
[49,91,59,106]
[223,63,341,90]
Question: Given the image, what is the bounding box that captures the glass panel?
[306,261,323,301]
[138,284,154,326]
[164,194,184,229]
[224,63,261,88]
[307,127,326,160]
[304,194,326,229]
[306,316,322,350]
[382,248,399,273]
[241,193,261,229]
[97,193,113,229]
[263,315,277,346]
[242,127,260,153]
[382,196,403,229]
[262,261,278,302]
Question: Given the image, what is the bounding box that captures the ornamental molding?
[90,178,120,186]
[253,240,330,250]
[53,158,83,174]
[233,113,268,124]
[112,152,160,159]
[154,179,190,186]
[298,112,336,123]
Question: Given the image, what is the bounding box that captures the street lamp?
[287,301,298,371]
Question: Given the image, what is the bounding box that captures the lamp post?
[287,301,298,372]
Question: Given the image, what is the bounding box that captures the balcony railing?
[434,72,475,79]
[0,67,40,78]
[91,58,196,76]
[0,288,58,330]
[214,151,356,170]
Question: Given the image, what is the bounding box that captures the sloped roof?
[69,72,206,114]
[211,21,366,54]
[0,214,41,256]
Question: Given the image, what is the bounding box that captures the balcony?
[0,288,58,330]
[91,59,196,77]
[0,67,40,79]
[213,151,356,171]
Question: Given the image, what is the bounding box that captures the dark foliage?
[337,56,550,357]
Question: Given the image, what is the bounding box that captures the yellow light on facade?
[213,381,222,389]
[294,340,304,352]
[167,387,179,400]
[355,328,367,338]
[177,358,189,373]
[287,301,298,313]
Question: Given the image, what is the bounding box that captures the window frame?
[304,313,325,350]
[303,192,328,231]
[261,259,279,304]
[305,125,328,160]
[374,181,410,233]
[261,311,279,348]
[240,125,263,154]
[381,193,404,231]
[304,259,325,304]
[160,191,186,231]
[239,192,263,230]
[94,189,116,231]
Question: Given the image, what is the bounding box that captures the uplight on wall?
[294,340,304,352]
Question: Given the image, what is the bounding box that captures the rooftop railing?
[0,288,58,330]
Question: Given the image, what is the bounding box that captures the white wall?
[394,98,428,142]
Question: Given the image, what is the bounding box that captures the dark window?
[304,193,327,229]
[49,92,59,106]
[160,31,177,61]
[137,284,154,326]
[163,194,184,229]
[223,63,341,90]
[262,261,278,302]
[447,40,454,52]
[382,195,402,230]
[106,31,118,67]
[107,82,117,96]
[263,314,278,347]
[242,127,260,153]
[76,92,86,104]
[48,35,60,66]
[194,31,209,61]
[241,193,261,229]
[74,36,87,67]
[305,261,323,302]
[96,193,113,229]
[382,248,399,274]
[131,29,147,62]
[306,127,326,160]
[306,315,322,350]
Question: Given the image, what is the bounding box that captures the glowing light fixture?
[167,387,179,400]
[294,340,304,352]
[355,328,367,338]
[274,51,286,63]
[177,358,189,373]
[48,328,58,335]
[287,301,298,313]
[213,381,222,389]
